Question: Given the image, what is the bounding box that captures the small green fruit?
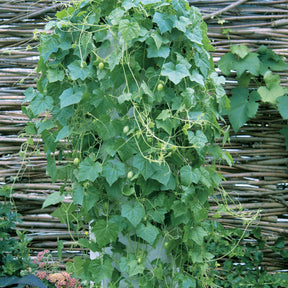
[127,171,133,179]
[123,125,129,134]
[73,158,80,165]
[164,242,169,249]
[137,257,142,264]
[98,62,104,70]
[157,83,164,92]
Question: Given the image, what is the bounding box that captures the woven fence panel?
[0,0,287,270]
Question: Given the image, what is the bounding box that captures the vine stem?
[203,0,249,20]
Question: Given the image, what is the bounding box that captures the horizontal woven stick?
[1,4,62,25]
[218,218,288,229]
[209,208,287,218]
[219,190,288,197]
[7,182,61,190]
[232,164,287,172]
[210,201,285,211]
[26,232,82,241]
[223,172,288,178]
[31,241,82,248]
[17,221,68,228]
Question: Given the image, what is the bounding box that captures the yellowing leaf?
[257,85,284,104]
[231,44,249,59]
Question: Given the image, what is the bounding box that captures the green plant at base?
[218,44,288,147]
[208,225,288,288]
[23,0,232,286]
[0,187,33,277]
[0,275,47,288]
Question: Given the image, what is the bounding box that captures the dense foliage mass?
[218,44,288,139]
[21,0,288,287]
[0,188,32,277]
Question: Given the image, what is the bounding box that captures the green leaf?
[46,154,58,183]
[218,53,234,76]
[76,157,102,182]
[175,274,197,288]
[172,200,188,218]
[36,119,55,134]
[91,220,119,248]
[47,68,65,83]
[30,94,53,116]
[42,130,57,153]
[72,183,84,205]
[147,207,166,224]
[258,45,288,74]
[257,85,284,104]
[228,88,260,132]
[132,154,156,180]
[52,203,78,224]
[102,159,125,186]
[55,125,73,142]
[156,118,179,135]
[195,52,210,77]
[234,53,261,77]
[141,0,161,4]
[156,109,171,121]
[185,27,203,45]
[231,44,249,59]
[174,16,190,32]
[129,260,145,277]
[122,0,139,10]
[218,51,261,78]
[119,19,140,42]
[83,186,99,211]
[199,166,212,189]
[68,60,91,80]
[23,87,38,103]
[189,70,204,86]
[40,34,59,62]
[172,0,186,15]
[88,258,113,283]
[66,256,85,276]
[277,96,288,119]
[187,130,208,149]
[151,163,172,186]
[136,222,159,245]
[60,87,84,108]
[153,12,176,34]
[118,92,131,104]
[43,192,65,208]
[121,200,145,227]
[263,70,281,88]
[161,62,190,85]
[191,226,208,246]
[180,166,194,186]
[150,30,165,50]
[147,38,170,59]
[108,7,125,26]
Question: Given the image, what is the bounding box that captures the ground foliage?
[0,188,33,277]
[21,0,286,287]
[209,226,288,288]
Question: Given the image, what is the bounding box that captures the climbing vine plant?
[23,0,232,286]
[218,44,288,144]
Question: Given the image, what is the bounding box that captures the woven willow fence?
[0,0,287,271]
